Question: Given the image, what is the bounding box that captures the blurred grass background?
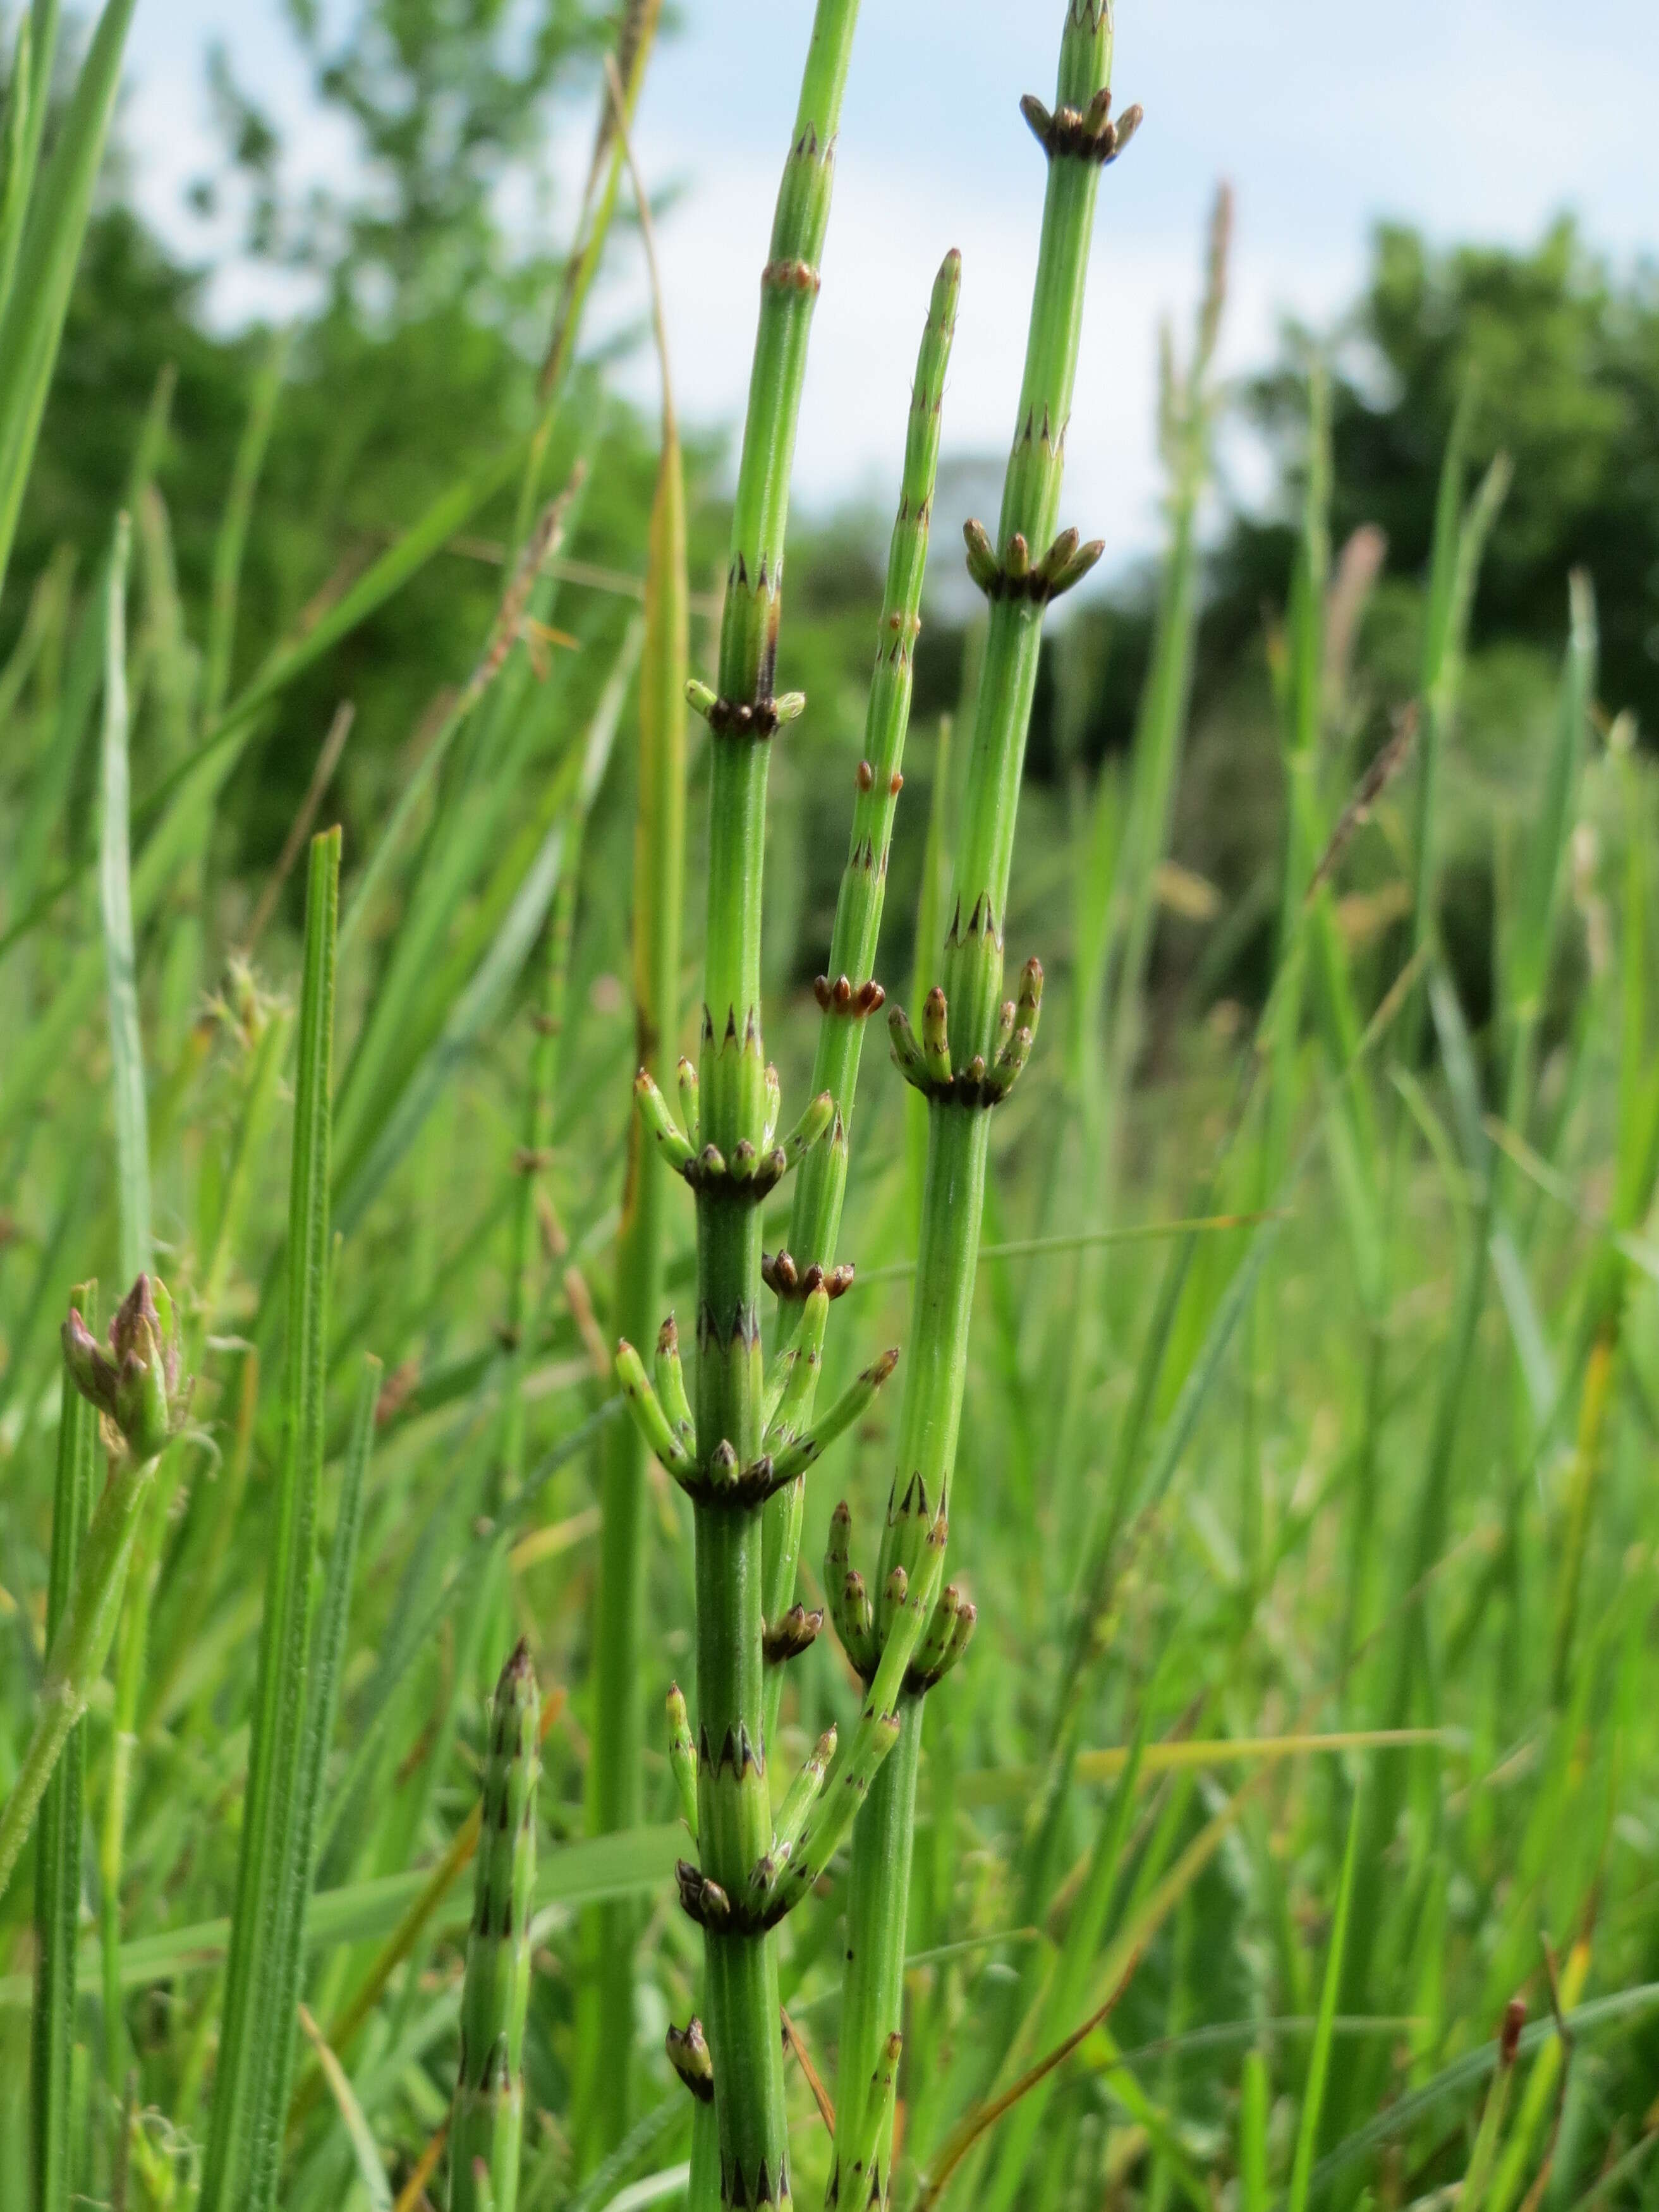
[4,2,1659,2208]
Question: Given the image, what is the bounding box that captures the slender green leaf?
[579,89,688,2157]
[202,327,290,726]
[1240,2048,1269,2212]
[97,513,149,1285]
[1287,1782,1362,2212]
[0,0,137,600]
[1308,1986,1659,2196]
[334,627,633,1236]
[29,1280,97,2212]
[0,10,37,324]
[0,1825,684,2011]
[201,828,339,2212]
[297,2007,394,2212]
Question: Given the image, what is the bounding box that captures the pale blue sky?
[121,0,1659,561]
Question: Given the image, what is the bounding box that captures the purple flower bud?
[61,1308,118,1418]
[64,1273,186,1461]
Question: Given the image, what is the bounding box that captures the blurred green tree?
[1239,217,1659,731]
[5,0,673,888]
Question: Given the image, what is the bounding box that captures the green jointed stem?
[449,1641,540,2212]
[759,250,961,1719]
[30,1280,97,2212]
[826,9,1128,2204]
[674,6,862,2206]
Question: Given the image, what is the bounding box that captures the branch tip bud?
[1020,92,1053,146]
[63,1272,187,1462]
[666,2017,714,2102]
[635,1071,695,1174]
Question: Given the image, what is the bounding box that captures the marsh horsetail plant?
[826,6,1135,2203]
[759,251,961,1745]
[608,0,952,2200]
[449,1639,541,2212]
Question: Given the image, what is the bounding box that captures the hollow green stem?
[943,3,1122,1062]
[759,251,960,1731]
[449,1641,540,2212]
[825,9,1124,2201]
[676,7,863,2206]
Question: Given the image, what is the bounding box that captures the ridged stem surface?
[689,8,860,2207]
[760,252,961,1720]
[943,4,1112,1060]
[449,1642,539,2212]
[829,9,1118,2202]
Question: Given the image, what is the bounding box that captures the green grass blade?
[980,1708,1152,2212]
[0,435,541,981]
[1410,437,1510,978]
[1287,1780,1362,2212]
[332,650,629,1239]
[336,468,586,963]
[1240,2047,1269,2212]
[578,105,688,2162]
[1100,182,1231,1109]
[0,11,36,325]
[0,0,136,601]
[269,1352,380,2113]
[296,2006,394,2212]
[97,513,150,1290]
[3,561,102,942]
[1330,589,1600,2135]
[142,433,537,832]
[314,1401,622,1873]
[533,0,664,420]
[202,327,290,727]
[1460,2004,1524,2212]
[29,1279,97,2212]
[1505,573,1595,1033]
[94,530,154,2084]
[1307,1986,1659,2199]
[200,828,340,2212]
[330,518,600,1169]
[294,1354,379,1875]
[0,1826,684,2013]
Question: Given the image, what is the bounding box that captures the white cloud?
[119,0,1659,576]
